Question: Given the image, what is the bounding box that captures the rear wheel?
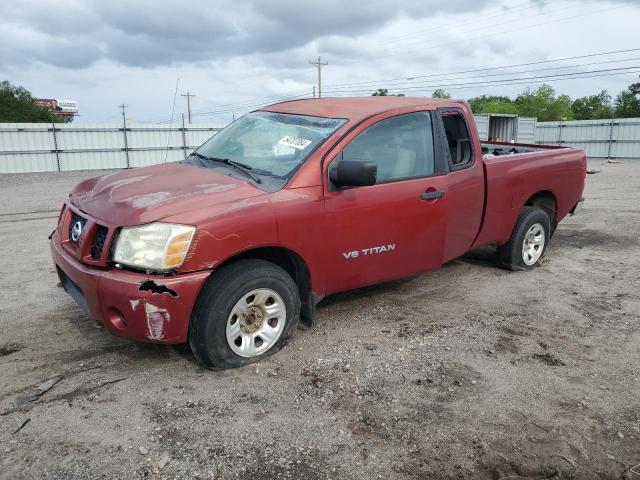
[497,206,551,271]
[189,259,300,369]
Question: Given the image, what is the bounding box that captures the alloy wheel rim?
[522,223,545,266]
[226,288,286,358]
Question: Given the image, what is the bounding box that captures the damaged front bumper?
[50,232,210,344]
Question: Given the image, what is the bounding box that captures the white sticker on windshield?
[278,136,312,150]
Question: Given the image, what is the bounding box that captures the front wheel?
[189,259,300,369]
[497,206,551,271]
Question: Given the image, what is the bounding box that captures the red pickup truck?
[50,97,586,369]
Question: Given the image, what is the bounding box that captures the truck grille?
[61,205,114,267]
[91,225,109,259]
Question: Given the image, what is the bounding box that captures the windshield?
[191,111,346,179]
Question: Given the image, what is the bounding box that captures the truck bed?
[473,142,586,248]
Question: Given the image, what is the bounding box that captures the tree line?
[374,79,640,121]
[0,80,65,123]
[4,77,640,124]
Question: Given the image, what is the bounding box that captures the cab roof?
[261,96,467,122]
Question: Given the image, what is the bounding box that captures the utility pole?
[312,85,316,98]
[181,92,195,124]
[309,56,328,98]
[181,113,188,160]
[51,111,60,172]
[119,104,128,125]
[119,104,130,168]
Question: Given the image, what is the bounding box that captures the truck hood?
[70,163,266,226]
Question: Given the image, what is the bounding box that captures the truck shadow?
[450,246,498,269]
[318,276,417,309]
[318,247,500,310]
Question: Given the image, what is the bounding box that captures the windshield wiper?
[192,153,262,184]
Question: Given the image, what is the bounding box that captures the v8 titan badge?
[342,244,396,259]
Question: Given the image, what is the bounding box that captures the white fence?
[0,123,222,174]
[3,117,640,174]
[535,117,640,160]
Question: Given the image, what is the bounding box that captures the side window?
[340,112,435,184]
[442,113,472,168]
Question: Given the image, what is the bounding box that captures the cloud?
[0,0,493,69]
[1,0,638,124]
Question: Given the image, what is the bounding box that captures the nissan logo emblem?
[71,221,83,243]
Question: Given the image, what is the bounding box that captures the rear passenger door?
[323,111,449,294]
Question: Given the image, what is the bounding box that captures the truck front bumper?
[50,232,211,344]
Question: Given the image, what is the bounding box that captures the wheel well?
[525,191,557,223]
[215,247,315,326]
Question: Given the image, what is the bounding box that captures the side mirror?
[330,160,377,187]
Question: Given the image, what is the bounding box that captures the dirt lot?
[0,161,638,480]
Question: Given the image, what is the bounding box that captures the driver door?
[323,111,448,294]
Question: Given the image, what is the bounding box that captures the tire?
[497,206,551,271]
[189,259,300,369]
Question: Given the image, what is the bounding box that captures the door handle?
[421,190,445,201]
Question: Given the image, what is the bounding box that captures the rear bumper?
[570,197,585,215]
[50,231,211,344]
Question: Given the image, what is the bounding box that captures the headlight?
[113,223,195,272]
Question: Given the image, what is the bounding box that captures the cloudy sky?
[1,0,639,124]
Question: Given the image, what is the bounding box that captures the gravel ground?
[0,162,638,479]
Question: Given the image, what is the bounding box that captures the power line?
[154,66,640,123]
[324,67,640,96]
[187,86,312,116]
[322,48,640,90]
[322,66,640,95]
[184,48,640,119]
[172,89,311,121]
[193,91,310,116]
[431,70,640,94]
[190,92,311,118]
[323,60,640,94]
[193,67,640,120]
[184,56,640,118]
